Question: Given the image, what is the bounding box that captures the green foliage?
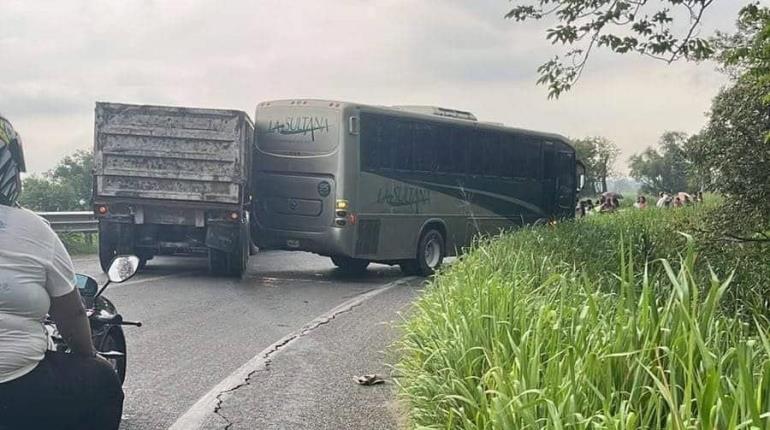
[714,2,770,83]
[628,131,694,194]
[505,0,718,98]
[19,150,92,212]
[572,136,619,195]
[692,74,770,237]
[396,205,770,428]
[59,233,98,255]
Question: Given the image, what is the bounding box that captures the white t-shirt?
[0,205,75,383]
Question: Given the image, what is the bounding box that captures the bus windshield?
[255,107,339,157]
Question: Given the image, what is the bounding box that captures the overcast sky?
[0,0,756,174]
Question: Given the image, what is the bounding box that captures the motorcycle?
[45,255,143,384]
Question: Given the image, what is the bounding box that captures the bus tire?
[331,256,369,274]
[401,228,444,277]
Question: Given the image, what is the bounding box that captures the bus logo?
[318,181,331,197]
[266,117,331,142]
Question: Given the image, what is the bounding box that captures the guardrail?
[37,211,98,233]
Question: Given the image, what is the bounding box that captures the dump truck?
[92,102,254,276]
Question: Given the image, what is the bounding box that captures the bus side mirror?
[576,161,586,192]
[349,116,360,135]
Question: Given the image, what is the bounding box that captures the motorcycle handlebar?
[89,313,142,327]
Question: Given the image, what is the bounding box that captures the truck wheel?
[98,228,117,273]
[400,228,444,277]
[227,234,248,278]
[330,256,369,274]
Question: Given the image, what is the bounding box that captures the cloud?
[0,0,748,174]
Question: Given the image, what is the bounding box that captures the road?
[72,251,422,429]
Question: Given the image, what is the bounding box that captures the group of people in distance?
[576,190,704,217]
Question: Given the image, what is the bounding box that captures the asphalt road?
[72,251,422,430]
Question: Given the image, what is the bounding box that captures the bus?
[251,99,584,276]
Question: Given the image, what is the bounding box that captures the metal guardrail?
[38,211,98,233]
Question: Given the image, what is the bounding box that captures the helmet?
[0,114,26,206]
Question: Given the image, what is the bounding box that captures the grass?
[395,202,770,429]
[59,232,98,255]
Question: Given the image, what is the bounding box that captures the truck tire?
[208,230,248,278]
[98,225,117,273]
[400,228,445,277]
[330,256,369,274]
[227,232,248,278]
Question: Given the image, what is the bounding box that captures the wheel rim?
[424,234,442,268]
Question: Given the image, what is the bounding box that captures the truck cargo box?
[94,102,253,205]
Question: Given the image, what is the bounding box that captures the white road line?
[168,277,414,430]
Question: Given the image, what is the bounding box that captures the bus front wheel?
[400,228,445,277]
[331,256,369,274]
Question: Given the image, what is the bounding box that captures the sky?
[0,0,757,174]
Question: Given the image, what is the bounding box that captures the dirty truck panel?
[93,102,254,277]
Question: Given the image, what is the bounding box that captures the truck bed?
[94,102,253,205]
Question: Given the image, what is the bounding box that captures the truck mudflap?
[205,222,242,252]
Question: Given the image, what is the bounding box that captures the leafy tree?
[505,0,723,97]
[694,74,770,236]
[19,176,79,212]
[50,150,93,208]
[19,150,93,212]
[714,3,770,82]
[572,136,619,195]
[628,131,692,194]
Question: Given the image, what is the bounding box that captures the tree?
[714,3,770,82]
[693,74,770,235]
[628,131,692,194]
[505,0,724,98]
[50,150,93,208]
[572,136,619,194]
[19,150,93,212]
[19,176,79,212]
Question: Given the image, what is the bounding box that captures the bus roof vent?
[391,105,477,121]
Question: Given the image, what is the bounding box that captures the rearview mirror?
[107,255,140,283]
[75,274,98,297]
[576,161,587,192]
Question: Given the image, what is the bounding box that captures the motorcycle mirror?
[75,274,99,297]
[107,255,141,284]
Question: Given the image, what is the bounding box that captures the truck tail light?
[228,211,240,221]
[96,205,108,215]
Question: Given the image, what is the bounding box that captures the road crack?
[210,282,407,429]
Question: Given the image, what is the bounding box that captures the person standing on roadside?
[0,114,124,430]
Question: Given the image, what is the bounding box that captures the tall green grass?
[396,205,770,429]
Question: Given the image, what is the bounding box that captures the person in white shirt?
[0,114,123,430]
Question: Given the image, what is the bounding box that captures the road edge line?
[168,277,416,430]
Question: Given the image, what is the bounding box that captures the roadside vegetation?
[396,203,770,428]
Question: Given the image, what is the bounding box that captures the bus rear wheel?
[400,228,444,277]
[331,256,369,274]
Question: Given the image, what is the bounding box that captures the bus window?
[450,128,469,174]
[522,138,542,179]
[468,131,487,175]
[482,133,505,177]
[393,120,413,170]
[436,126,453,173]
[413,123,438,172]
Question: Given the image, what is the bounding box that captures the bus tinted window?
[436,126,453,173]
[413,123,438,172]
[393,120,413,170]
